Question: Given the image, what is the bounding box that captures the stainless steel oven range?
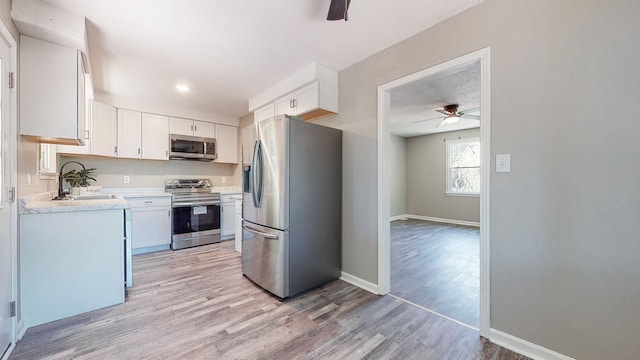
[165,179,221,250]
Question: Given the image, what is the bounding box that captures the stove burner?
[165,179,212,193]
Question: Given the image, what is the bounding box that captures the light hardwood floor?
[10,240,527,359]
[390,219,480,328]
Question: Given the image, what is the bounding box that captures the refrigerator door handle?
[243,224,279,239]
[251,140,263,207]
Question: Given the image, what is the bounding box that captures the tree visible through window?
[446,137,480,195]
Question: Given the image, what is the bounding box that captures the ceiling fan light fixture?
[444,115,460,124]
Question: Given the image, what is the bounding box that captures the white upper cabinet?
[19,36,87,145]
[254,103,275,123]
[194,121,215,138]
[169,117,215,138]
[141,113,169,160]
[57,100,117,157]
[248,64,338,122]
[214,124,238,163]
[117,109,142,159]
[275,82,320,117]
[168,117,193,136]
[91,101,118,157]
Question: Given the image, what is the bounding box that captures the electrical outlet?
[123,175,131,184]
[222,177,227,183]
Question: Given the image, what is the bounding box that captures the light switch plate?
[496,154,511,173]
[123,175,131,184]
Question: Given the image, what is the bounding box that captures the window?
[38,143,57,180]
[446,137,480,196]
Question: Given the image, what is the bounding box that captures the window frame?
[445,137,480,197]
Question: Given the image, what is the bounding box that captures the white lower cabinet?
[126,196,172,253]
[221,194,236,240]
[20,209,124,328]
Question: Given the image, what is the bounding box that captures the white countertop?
[215,186,242,195]
[19,192,128,214]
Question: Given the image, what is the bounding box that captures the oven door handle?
[242,224,279,239]
[172,201,220,207]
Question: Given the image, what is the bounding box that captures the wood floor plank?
[391,219,480,327]
[10,240,527,360]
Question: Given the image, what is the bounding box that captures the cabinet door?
[254,103,275,123]
[193,120,215,138]
[91,101,118,157]
[141,113,169,160]
[76,51,87,142]
[221,200,236,237]
[214,124,238,163]
[294,81,319,115]
[19,36,83,144]
[131,207,171,249]
[117,109,142,159]
[275,94,295,116]
[169,117,194,136]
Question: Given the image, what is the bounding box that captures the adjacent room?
[387,60,481,328]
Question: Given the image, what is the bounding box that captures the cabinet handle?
[194,124,197,132]
[190,124,193,131]
[292,98,296,108]
[114,146,118,153]
[168,210,171,217]
[138,148,141,154]
[85,130,90,140]
[289,99,293,109]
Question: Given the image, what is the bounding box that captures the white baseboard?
[1,343,15,360]
[489,328,574,360]
[390,214,408,221]
[394,214,480,227]
[17,319,26,340]
[340,272,379,295]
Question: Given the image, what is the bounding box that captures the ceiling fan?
[412,104,480,127]
[327,0,351,21]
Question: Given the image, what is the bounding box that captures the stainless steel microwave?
[169,134,217,161]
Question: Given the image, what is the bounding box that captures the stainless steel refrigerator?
[241,114,342,299]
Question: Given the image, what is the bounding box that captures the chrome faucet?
[56,161,86,199]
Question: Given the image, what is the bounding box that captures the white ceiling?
[39,0,483,119]
[389,60,481,137]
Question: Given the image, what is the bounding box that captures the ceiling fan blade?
[459,107,480,114]
[460,114,480,120]
[411,116,443,124]
[435,109,451,115]
[435,118,447,128]
[327,0,351,21]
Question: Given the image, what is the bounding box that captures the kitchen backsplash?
[59,156,241,188]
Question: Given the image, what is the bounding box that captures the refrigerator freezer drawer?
[241,221,289,298]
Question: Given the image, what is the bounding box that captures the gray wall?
[316,0,640,359]
[406,128,479,222]
[389,134,406,217]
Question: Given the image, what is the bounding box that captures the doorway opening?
[377,48,491,336]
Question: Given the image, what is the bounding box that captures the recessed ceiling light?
[176,84,190,92]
